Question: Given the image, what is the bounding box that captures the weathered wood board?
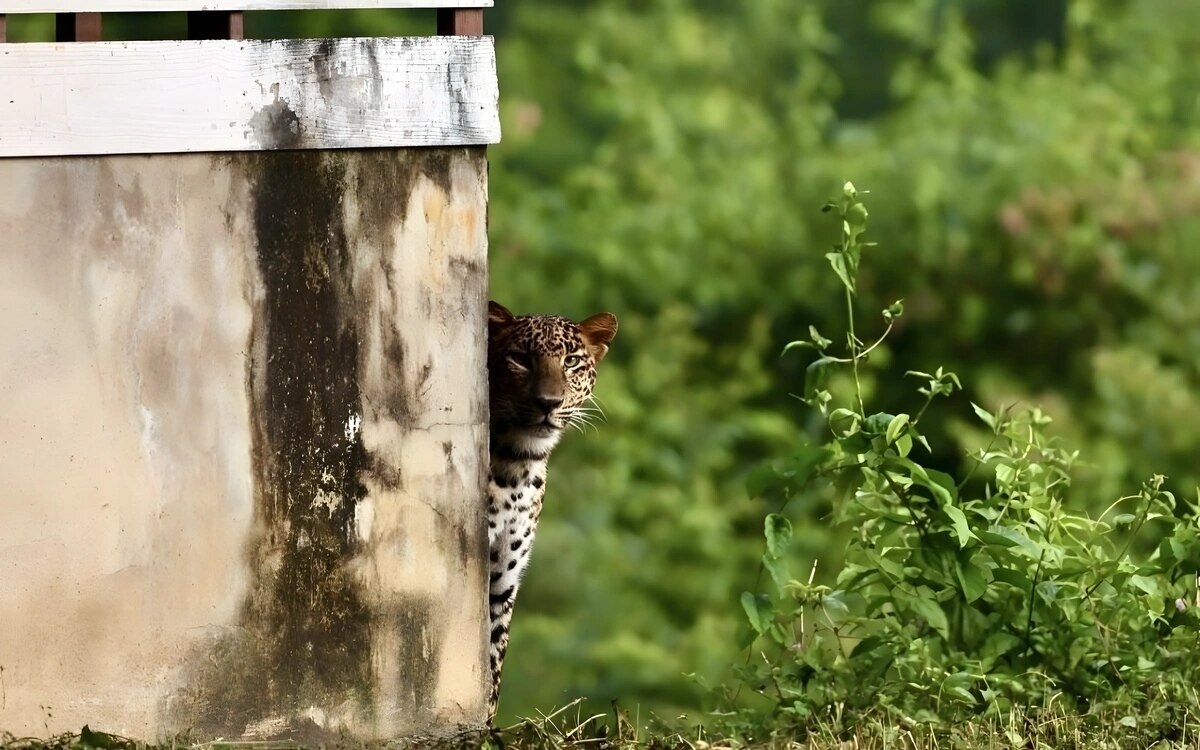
[0,36,500,157]
[0,147,490,740]
[1,0,490,11]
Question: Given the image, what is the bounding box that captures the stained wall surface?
[0,148,490,741]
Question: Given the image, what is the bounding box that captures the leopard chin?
[511,429,563,457]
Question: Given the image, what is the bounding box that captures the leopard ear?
[488,301,516,328]
[579,312,618,362]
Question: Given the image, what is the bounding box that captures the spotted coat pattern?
[484,301,617,720]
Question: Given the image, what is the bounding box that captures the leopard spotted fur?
[484,301,617,721]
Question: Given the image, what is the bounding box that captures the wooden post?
[188,10,244,40]
[437,8,482,36]
[0,15,7,43]
[55,12,102,41]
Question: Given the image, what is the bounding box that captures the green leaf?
[863,412,896,435]
[980,630,1022,665]
[790,443,831,484]
[944,506,977,548]
[979,527,1042,558]
[825,251,855,293]
[903,595,950,639]
[850,635,887,658]
[809,325,833,349]
[955,559,988,602]
[781,339,816,355]
[829,407,861,437]
[1036,581,1059,606]
[970,402,997,432]
[942,672,976,704]
[745,464,784,498]
[764,514,793,557]
[886,413,910,444]
[976,529,1018,548]
[822,590,852,622]
[894,457,957,505]
[762,553,791,592]
[865,549,905,581]
[992,566,1033,593]
[836,563,879,592]
[741,591,773,635]
[1129,574,1161,597]
[846,202,869,231]
[804,357,837,400]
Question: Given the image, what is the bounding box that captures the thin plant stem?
[845,285,866,417]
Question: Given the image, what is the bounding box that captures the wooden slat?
[436,7,481,36]
[188,9,243,39]
[2,0,490,10]
[55,11,102,40]
[0,36,500,157]
[0,14,7,42]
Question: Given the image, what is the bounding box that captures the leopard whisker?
[586,395,608,416]
[564,412,599,435]
[568,405,607,424]
[570,416,598,429]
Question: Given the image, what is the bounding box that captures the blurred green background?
[14,0,1199,726]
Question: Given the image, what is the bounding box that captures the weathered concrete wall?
[0,148,489,741]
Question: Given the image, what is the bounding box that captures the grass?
[490,699,1200,750]
[5,699,1200,750]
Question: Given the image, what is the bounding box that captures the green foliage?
[481,0,1200,725]
[720,187,1200,740]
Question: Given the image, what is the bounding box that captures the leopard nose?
[535,396,563,414]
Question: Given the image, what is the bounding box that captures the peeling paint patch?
[248,85,303,150]
[354,498,375,543]
[313,487,343,518]
[345,412,362,441]
[137,404,157,458]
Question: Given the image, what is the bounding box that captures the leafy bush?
[722,184,1200,740]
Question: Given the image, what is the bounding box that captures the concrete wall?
[0,148,490,741]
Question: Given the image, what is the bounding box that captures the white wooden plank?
[0,36,500,156]
[1,0,490,11]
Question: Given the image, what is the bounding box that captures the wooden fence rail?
[0,1,487,41]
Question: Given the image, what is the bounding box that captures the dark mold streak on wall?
[243,149,374,718]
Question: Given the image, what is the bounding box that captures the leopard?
[484,300,618,721]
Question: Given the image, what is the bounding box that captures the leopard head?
[487,301,618,458]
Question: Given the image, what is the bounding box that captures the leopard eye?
[563,354,584,368]
[507,351,531,370]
